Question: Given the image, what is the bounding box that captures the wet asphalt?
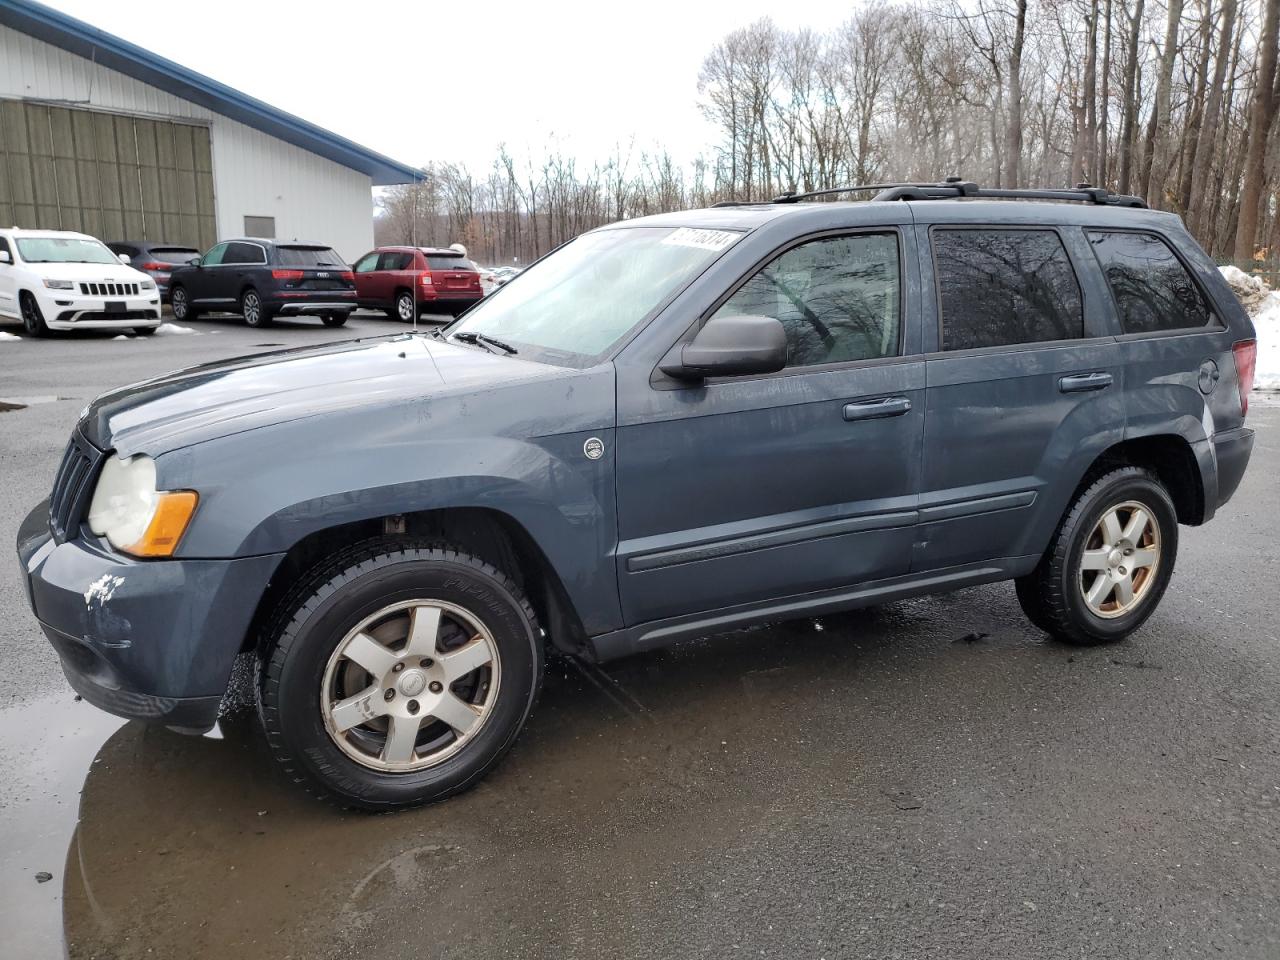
[1,312,1279,959]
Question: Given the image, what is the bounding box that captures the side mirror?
[660,314,788,381]
[189,257,202,266]
[0,250,10,265]
[117,253,131,264]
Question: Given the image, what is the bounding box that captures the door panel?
[616,361,925,624]
[915,223,1125,571]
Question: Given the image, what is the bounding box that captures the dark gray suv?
[16,181,1257,809]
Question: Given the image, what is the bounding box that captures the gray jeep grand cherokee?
[16,181,1257,809]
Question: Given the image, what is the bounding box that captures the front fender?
[157,383,622,635]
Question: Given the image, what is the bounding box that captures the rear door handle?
[843,396,912,421]
[1058,372,1113,393]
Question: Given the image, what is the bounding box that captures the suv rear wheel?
[241,288,271,327]
[321,312,349,328]
[394,291,415,322]
[1016,466,1178,645]
[258,538,543,810]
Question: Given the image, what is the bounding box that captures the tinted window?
[1087,230,1212,333]
[427,255,476,271]
[223,242,265,265]
[934,229,1084,351]
[0,237,11,257]
[354,252,379,273]
[275,246,345,267]
[378,252,414,271]
[202,243,229,266]
[714,233,900,367]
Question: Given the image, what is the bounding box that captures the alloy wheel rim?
[172,290,186,318]
[1079,499,1161,619]
[244,294,259,324]
[320,599,501,772]
[398,295,413,321]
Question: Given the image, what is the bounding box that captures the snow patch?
[154,323,196,336]
[1253,291,1280,392]
[112,334,132,341]
[0,331,21,341]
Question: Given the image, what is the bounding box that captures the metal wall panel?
[0,100,217,247]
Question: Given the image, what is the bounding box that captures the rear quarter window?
[1086,230,1213,334]
[933,228,1084,351]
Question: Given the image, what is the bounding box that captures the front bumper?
[45,292,162,329]
[17,501,283,731]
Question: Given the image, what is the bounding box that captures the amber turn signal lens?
[125,491,199,558]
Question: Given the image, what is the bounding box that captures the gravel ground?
[2,313,1278,959]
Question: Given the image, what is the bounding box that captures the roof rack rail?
[766,177,1147,209]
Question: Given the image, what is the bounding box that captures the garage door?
[0,100,216,249]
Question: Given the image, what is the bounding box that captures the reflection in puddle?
[55,601,1022,960]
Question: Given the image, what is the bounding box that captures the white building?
[0,0,418,260]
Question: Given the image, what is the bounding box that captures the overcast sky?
[49,0,855,176]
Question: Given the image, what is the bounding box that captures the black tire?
[132,325,157,336]
[170,285,199,322]
[1016,466,1178,646]
[241,288,271,327]
[19,292,50,337]
[258,538,543,810]
[321,312,349,328]
[390,290,416,323]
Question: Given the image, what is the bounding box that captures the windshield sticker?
[661,228,739,251]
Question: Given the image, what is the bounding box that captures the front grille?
[49,432,103,542]
[78,282,139,297]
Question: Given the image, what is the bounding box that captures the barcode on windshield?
[661,228,739,251]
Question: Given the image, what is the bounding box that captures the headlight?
[139,279,156,291]
[43,279,74,290]
[87,454,199,557]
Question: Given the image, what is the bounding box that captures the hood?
[79,333,573,457]
[29,261,150,283]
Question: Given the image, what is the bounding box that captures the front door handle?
[1059,372,1114,393]
[843,396,912,422]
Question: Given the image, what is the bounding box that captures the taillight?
[420,273,433,286]
[272,269,304,281]
[1233,339,1257,418]
[140,261,170,272]
[337,270,354,282]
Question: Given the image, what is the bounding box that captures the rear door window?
[714,232,901,368]
[223,242,265,265]
[276,246,346,267]
[377,252,413,271]
[1086,230,1213,333]
[933,228,1084,351]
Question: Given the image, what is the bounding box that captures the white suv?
[0,228,162,337]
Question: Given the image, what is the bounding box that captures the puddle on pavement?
[0,694,124,960]
[3,598,1173,960]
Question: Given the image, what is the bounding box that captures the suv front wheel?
[258,539,543,809]
[1016,466,1178,645]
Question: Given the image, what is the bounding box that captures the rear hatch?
[273,245,355,292]
[426,254,482,294]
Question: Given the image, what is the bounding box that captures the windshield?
[16,236,121,265]
[275,246,346,267]
[448,226,741,362]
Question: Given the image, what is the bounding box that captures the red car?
[351,246,483,320]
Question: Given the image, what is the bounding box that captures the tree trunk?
[1118,0,1145,195]
[1188,0,1237,238]
[1235,0,1279,260]
[1083,0,1100,182]
[1004,0,1027,188]
[1141,0,1185,206]
[1099,0,1113,187]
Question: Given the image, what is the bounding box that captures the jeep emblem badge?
[583,437,605,461]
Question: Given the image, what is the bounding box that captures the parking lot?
[0,311,1276,958]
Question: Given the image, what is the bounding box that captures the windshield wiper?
[452,331,518,355]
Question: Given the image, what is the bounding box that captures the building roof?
[0,0,421,186]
